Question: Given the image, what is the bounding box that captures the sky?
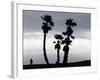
[23,10,91,65]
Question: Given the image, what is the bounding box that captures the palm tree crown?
[65,18,77,27]
[41,15,54,33]
[62,18,77,39]
[54,34,63,49]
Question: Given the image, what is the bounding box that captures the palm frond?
[61,40,66,44]
[53,41,56,43]
[47,26,52,31]
[72,22,77,26]
[71,36,75,39]
[55,34,63,40]
[49,21,54,26]
[41,16,45,21]
[62,32,67,35]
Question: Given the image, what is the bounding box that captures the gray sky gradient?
[23,10,91,39]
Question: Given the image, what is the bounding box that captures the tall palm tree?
[62,18,77,64]
[53,34,63,64]
[41,15,54,65]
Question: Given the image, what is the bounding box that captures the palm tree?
[62,18,77,64]
[53,34,63,64]
[41,15,54,65]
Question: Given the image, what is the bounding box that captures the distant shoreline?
[23,60,91,70]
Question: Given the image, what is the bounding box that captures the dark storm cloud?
[23,10,91,39]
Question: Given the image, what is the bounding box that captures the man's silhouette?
[30,58,33,65]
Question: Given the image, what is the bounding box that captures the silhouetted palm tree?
[62,18,77,64]
[41,15,54,65]
[53,34,63,64]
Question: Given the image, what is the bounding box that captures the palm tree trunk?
[57,49,60,64]
[43,33,49,65]
[63,36,70,64]
[63,47,69,64]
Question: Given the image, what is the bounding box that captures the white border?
[11,2,97,79]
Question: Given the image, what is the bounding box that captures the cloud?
[24,28,90,41]
[24,31,43,39]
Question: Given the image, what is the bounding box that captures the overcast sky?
[23,10,91,65]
